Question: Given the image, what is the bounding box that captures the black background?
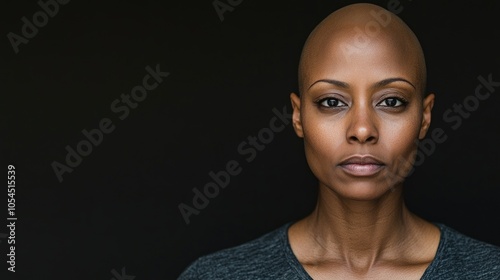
[1,0,500,279]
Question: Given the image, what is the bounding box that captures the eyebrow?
[308,77,416,90]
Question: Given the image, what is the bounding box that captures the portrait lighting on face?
[290,3,433,201]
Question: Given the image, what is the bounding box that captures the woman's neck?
[289,183,438,273]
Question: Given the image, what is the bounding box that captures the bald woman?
[179,3,500,279]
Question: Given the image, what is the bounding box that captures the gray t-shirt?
[178,223,500,279]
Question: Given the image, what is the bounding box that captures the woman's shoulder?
[422,223,500,279]
[437,223,500,257]
[177,222,303,279]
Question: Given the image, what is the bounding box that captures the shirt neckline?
[280,221,447,280]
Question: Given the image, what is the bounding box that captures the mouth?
[338,155,385,177]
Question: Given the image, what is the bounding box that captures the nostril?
[348,134,377,144]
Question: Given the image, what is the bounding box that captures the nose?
[346,102,379,144]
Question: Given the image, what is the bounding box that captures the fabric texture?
[178,222,500,279]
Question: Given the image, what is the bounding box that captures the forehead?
[302,28,420,91]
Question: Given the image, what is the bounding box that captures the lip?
[338,155,385,177]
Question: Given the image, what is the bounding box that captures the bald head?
[298,3,426,97]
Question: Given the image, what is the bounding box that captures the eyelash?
[315,97,409,109]
[377,97,409,108]
[316,98,348,108]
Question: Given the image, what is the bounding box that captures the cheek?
[301,112,345,169]
[383,120,419,150]
[380,115,421,174]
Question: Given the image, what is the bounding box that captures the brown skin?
[288,3,439,280]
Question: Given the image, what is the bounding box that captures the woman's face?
[291,32,434,201]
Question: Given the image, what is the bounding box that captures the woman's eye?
[378,97,407,107]
[318,98,347,108]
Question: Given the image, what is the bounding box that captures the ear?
[290,92,304,138]
[419,93,435,139]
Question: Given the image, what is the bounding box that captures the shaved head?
[298,3,426,97]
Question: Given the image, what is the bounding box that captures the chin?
[326,180,397,201]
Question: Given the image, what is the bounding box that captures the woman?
[179,3,500,279]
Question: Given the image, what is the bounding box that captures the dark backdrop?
[2,0,499,279]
